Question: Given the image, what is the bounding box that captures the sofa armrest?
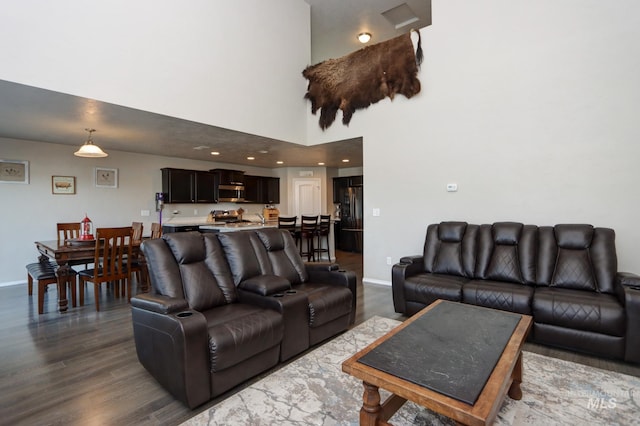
[131,293,189,314]
[399,255,423,265]
[618,272,640,363]
[304,261,339,271]
[239,274,291,296]
[391,256,425,314]
[618,271,640,289]
[131,296,210,408]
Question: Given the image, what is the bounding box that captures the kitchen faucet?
[257,213,265,224]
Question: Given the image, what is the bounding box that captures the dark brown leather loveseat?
[392,221,640,364]
[131,228,356,408]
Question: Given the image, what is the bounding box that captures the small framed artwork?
[95,167,118,188]
[0,159,29,184]
[52,176,76,194]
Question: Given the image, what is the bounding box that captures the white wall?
[0,0,310,143]
[0,138,286,284]
[306,0,640,284]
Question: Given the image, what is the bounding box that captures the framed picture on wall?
[95,167,118,188]
[0,159,29,184]
[52,176,76,194]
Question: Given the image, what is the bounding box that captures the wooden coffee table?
[342,300,532,426]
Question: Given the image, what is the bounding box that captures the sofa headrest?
[492,222,523,245]
[163,232,205,264]
[438,222,468,242]
[256,228,285,252]
[554,224,594,249]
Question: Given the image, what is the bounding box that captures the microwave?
[217,184,245,202]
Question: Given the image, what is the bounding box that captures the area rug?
[182,316,639,425]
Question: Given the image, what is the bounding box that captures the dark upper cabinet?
[333,177,349,203]
[194,171,217,203]
[349,175,363,187]
[242,175,280,204]
[243,175,260,203]
[162,168,218,203]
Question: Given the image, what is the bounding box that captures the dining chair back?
[300,215,318,261]
[150,222,162,239]
[78,226,133,311]
[132,222,144,242]
[57,222,81,241]
[313,215,332,261]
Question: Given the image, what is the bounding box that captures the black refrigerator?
[335,178,363,252]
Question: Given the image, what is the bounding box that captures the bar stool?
[278,216,299,247]
[313,215,332,261]
[299,215,318,261]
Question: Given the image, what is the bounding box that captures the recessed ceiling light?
[276,161,284,164]
[342,159,350,163]
[318,162,325,166]
[247,156,255,160]
[211,151,220,156]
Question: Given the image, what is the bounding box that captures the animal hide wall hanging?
[303,29,423,130]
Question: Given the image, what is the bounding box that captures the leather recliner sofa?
[392,221,640,364]
[131,228,356,408]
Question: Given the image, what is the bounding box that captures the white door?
[293,178,321,218]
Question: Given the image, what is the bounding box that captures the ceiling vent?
[381,3,420,30]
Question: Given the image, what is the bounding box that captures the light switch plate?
[141,210,150,217]
[446,183,458,192]
[373,208,381,217]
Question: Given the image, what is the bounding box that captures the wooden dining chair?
[129,222,144,284]
[278,216,299,247]
[150,222,162,239]
[313,215,332,261]
[57,222,81,241]
[299,215,318,262]
[78,227,133,312]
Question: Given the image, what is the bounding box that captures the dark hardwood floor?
[1,250,638,425]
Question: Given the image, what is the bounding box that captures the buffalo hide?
[303,30,423,130]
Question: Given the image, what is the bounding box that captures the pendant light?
[74,128,108,157]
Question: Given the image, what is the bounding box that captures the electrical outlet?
[386,257,392,265]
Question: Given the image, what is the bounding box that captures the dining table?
[34,239,147,313]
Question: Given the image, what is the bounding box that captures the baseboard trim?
[0,280,26,288]
[363,277,391,287]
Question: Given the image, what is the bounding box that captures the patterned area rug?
[183,316,639,425]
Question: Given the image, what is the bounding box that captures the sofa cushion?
[293,283,352,328]
[537,225,617,293]
[404,273,467,306]
[463,280,533,315]
[255,228,308,285]
[475,223,537,285]
[423,222,478,278]
[533,287,625,337]
[163,232,228,311]
[203,304,284,372]
[217,232,262,285]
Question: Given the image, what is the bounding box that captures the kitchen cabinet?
[333,177,349,203]
[243,175,280,204]
[161,168,218,203]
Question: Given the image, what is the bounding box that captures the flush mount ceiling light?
[357,32,372,43]
[74,128,108,157]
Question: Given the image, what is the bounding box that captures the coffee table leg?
[508,352,523,400]
[360,381,384,426]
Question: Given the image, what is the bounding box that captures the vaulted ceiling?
[0,1,430,169]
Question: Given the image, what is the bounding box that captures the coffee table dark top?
[358,301,521,405]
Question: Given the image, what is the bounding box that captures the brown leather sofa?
[392,221,640,364]
[131,228,356,408]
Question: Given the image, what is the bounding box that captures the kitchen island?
[199,222,277,233]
